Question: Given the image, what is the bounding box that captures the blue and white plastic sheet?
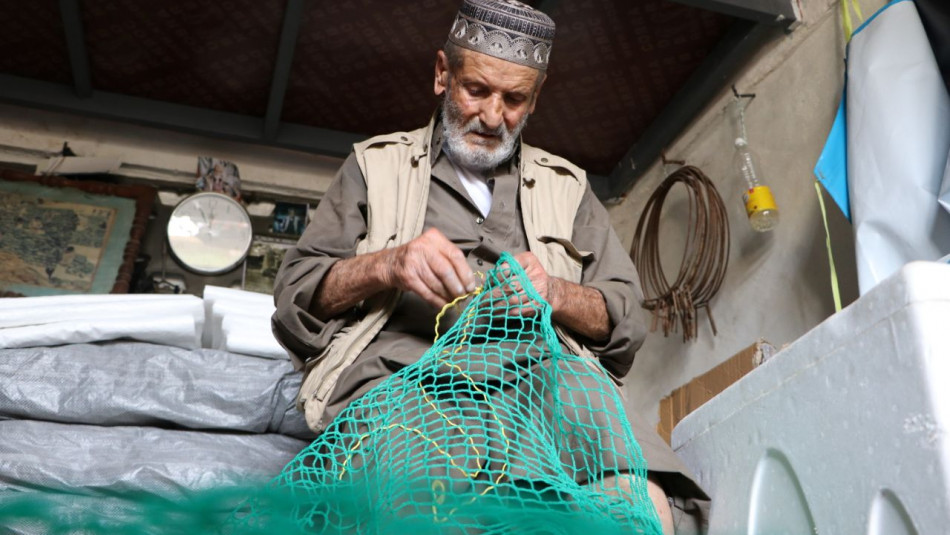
[816,0,950,295]
[815,98,850,222]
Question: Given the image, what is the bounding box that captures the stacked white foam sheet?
[672,262,950,534]
[0,286,287,359]
[0,294,203,349]
[202,285,287,359]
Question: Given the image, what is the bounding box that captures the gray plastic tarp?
[0,341,314,440]
[0,419,307,495]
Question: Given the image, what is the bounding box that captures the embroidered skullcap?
[447,0,555,71]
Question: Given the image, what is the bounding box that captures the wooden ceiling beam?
[58,0,92,98]
[668,0,802,29]
[598,20,777,202]
[264,0,308,141]
[0,74,362,160]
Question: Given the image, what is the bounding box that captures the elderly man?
[273,1,708,532]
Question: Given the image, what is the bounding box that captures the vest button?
[476,259,484,266]
[475,216,485,225]
[540,157,548,163]
[400,135,409,142]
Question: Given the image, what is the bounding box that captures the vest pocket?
[537,235,593,283]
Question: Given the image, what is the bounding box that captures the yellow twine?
[815,181,842,313]
[433,272,486,342]
[840,0,864,42]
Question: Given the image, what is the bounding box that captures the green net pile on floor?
[0,253,661,534]
[236,252,661,534]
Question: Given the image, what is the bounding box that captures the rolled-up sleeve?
[571,186,648,379]
[271,153,368,369]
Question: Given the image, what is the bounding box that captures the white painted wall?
[0,103,341,201]
[610,0,882,420]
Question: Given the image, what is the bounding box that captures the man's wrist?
[546,276,564,312]
[373,247,397,290]
[548,279,611,342]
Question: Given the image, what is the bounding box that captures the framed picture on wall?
[270,201,308,237]
[0,170,155,296]
[243,236,295,295]
[195,156,242,201]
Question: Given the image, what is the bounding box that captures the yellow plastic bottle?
[734,137,779,232]
[731,96,779,232]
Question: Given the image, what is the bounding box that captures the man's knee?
[592,472,673,535]
[647,474,674,535]
[649,472,711,535]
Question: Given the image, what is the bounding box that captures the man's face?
[436,48,544,170]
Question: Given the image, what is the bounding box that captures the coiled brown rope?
[630,165,730,341]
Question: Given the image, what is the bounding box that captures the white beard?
[441,92,530,172]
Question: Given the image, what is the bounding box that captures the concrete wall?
[611,0,884,420]
[0,103,340,202]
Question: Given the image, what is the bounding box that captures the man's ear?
[528,73,547,114]
[434,50,450,96]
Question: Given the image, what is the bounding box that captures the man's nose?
[479,95,504,131]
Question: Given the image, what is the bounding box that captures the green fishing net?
[237,252,660,534]
[0,252,660,534]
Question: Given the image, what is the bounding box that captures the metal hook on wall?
[731,84,756,102]
[661,150,686,177]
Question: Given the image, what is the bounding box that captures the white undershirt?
[447,157,493,217]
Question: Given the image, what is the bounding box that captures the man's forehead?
[453,47,542,89]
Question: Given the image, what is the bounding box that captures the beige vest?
[298,118,595,432]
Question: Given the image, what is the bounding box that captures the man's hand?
[383,228,476,308]
[509,251,610,342]
[511,251,560,312]
[309,228,474,320]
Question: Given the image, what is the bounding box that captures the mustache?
[461,118,506,137]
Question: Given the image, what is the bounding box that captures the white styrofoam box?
[672,261,950,535]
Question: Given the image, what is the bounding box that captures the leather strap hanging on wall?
[630,164,730,342]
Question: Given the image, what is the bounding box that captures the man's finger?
[421,229,475,295]
[419,249,467,300]
[416,261,456,304]
[439,244,475,294]
[456,257,477,293]
[408,269,450,309]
